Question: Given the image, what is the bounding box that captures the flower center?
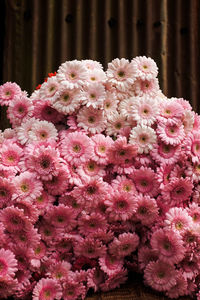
[0,189,7,197]
[70,73,76,79]
[21,183,29,192]
[73,144,81,153]
[99,145,106,153]
[117,200,126,209]
[62,94,69,102]
[175,221,183,230]
[90,93,96,99]
[88,116,95,123]
[40,158,50,169]
[40,131,47,139]
[138,206,147,215]
[115,122,122,129]
[118,70,125,77]
[140,180,147,187]
[87,185,96,194]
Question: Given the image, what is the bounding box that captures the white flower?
[129,125,157,154]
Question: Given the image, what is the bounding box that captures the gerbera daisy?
[48,261,71,282]
[0,141,23,172]
[166,270,188,299]
[76,159,106,180]
[74,237,106,258]
[132,56,158,80]
[0,206,28,232]
[44,165,70,195]
[106,58,137,91]
[33,99,64,123]
[151,228,185,264]
[91,134,113,165]
[15,117,37,145]
[0,177,15,208]
[77,106,106,134]
[51,83,83,114]
[0,248,18,279]
[82,82,106,109]
[32,278,62,300]
[109,232,139,257]
[157,117,185,145]
[100,268,128,292]
[144,260,176,292]
[78,212,107,234]
[133,77,160,98]
[14,199,39,223]
[182,110,194,134]
[151,140,181,164]
[134,194,159,226]
[56,59,88,88]
[111,175,136,194]
[103,92,119,116]
[156,164,173,188]
[138,246,158,270]
[86,68,107,84]
[164,207,193,233]
[129,124,156,154]
[87,267,104,292]
[0,277,18,298]
[99,255,124,276]
[62,278,86,300]
[39,76,60,99]
[34,191,55,215]
[29,120,58,142]
[106,112,128,136]
[0,82,21,106]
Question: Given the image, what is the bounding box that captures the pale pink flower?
[133,77,160,97]
[29,120,58,142]
[82,82,106,108]
[144,260,176,292]
[77,160,105,180]
[106,112,128,136]
[0,248,18,279]
[99,255,124,276]
[111,175,136,194]
[86,68,107,83]
[77,106,106,134]
[0,141,23,172]
[103,92,119,116]
[32,278,62,300]
[157,117,185,145]
[92,134,113,165]
[107,136,137,164]
[39,76,60,99]
[182,110,194,134]
[109,232,139,257]
[131,95,159,126]
[57,60,88,88]
[134,194,159,226]
[165,207,193,233]
[15,117,37,145]
[60,131,94,164]
[132,56,158,80]
[105,191,137,221]
[107,58,137,91]
[0,82,21,105]
[12,171,43,201]
[51,83,83,114]
[151,140,181,164]
[160,98,184,119]
[82,59,103,70]
[151,228,185,264]
[129,124,156,154]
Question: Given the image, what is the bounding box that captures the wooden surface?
[86,273,191,300]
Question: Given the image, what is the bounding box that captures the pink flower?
[134,194,159,226]
[74,237,106,258]
[60,131,94,164]
[32,278,62,300]
[0,141,23,172]
[82,82,106,109]
[0,277,18,298]
[166,271,188,299]
[100,268,128,292]
[109,232,139,257]
[138,246,158,270]
[151,228,185,264]
[132,56,158,80]
[160,99,184,119]
[133,77,160,97]
[157,117,185,145]
[129,124,156,154]
[33,191,55,215]
[99,255,124,276]
[48,261,71,281]
[144,260,177,292]
[33,99,63,123]
[62,278,86,300]
[0,82,21,106]
[105,191,137,221]
[106,112,128,136]
[151,140,181,164]
[0,206,29,232]
[111,175,136,194]
[76,160,106,180]
[39,76,60,99]
[164,207,193,233]
[29,120,58,142]
[87,267,104,292]
[78,212,107,234]
[77,106,106,134]
[92,134,113,165]
[44,165,69,195]
[0,248,18,279]
[0,177,15,208]
[107,58,137,91]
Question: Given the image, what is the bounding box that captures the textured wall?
[1,0,200,130]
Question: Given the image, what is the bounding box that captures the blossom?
[111,175,136,194]
[0,206,28,232]
[0,141,23,172]
[74,237,106,258]
[0,82,21,106]
[166,271,188,299]
[157,117,185,145]
[0,177,15,208]
[32,278,62,300]
[134,194,159,226]
[77,106,106,134]
[33,99,63,123]
[109,232,139,257]
[99,255,124,276]
[132,56,158,80]
[133,77,160,97]
[164,207,193,233]
[39,76,60,99]
[62,278,86,300]
[106,112,128,136]
[129,124,156,154]
[0,248,18,279]
[44,166,69,195]
[78,212,107,234]
[82,82,106,109]
[29,120,58,142]
[151,140,181,164]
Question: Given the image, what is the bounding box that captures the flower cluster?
[0,57,200,299]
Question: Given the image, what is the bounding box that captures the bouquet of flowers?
[0,56,200,299]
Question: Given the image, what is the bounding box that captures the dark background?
[0,0,200,130]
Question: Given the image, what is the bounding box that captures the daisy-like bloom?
[32,278,62,300]
[161,177,193,206]
[138,246,158,270]
[129,124,157,154]
[164,207,193,233]
[29,119,58,142]
[34,191,55,215]
[156,164,173,188]
[10,224,40,249]
[166,270,188,299]
[76,159,106,181]
[100,268,128,292]
[131,95,159,126]
[87,267,104,292]
[182,110,194,134]
[0,206,28,232]
[186,132,200,163]
[12,171,43,201]
[56,59,88,88]
[71,177,109,209]
[60,131,94,164]
[106,112,128,136]
[90,229,114,244]
[118,97,134,121]
[44,165,69,195]
[103,91,119,116]
[111,175,136,194]
[74,237,106,258]
[82,59,103,70]
[32,241,46,262]
[24,143,61,181]
[59,193,82,214]
[157,117,185,145]
[0,177,15,208]
[186,202,200,224]
[0,248,18,279]
[47,261,71,282]
[106,58,137,92]
[132,56,158,80]
[105,191,137,221]
[99,255,124,276]
[77,106,106,134]
[53,233,75,253]
[109,232,139,258]
[144,260,177,292]
[134,194,159,226]
[185,161,200,183]
[7,94,33,127]
[131,167,159,197]
[0,141,23,172]
[14,199,39,223]
[159,98,184,119]
[44,204,76,230]
[82,82,106,109]
[38,220,62,243]
[86,68,107,84]
[91,134,113,165]
[78,212,107,234]
[33,99,64,123]
[0,82,21,105]
[151,140,181,164]
[133,77,160,98]
[151,228,185,264]
[39,76,60,99]
[0,277,18,298]
[51,83,83,115]
[107,136,138,165]
[15,117,37,145]
[62,278,86,300]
